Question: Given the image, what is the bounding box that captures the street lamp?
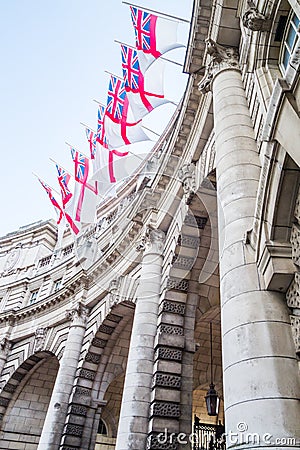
[205,322,220,416]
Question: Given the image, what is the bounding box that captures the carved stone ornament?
[137,227,165,255]
[145,228,166,255]
[0,338,11,357]
[108,278,121,308]
[66,302,89,326]
[242,7,268,32]
[3,244,22,274]
[198,38,239,93]
[178,163,196,205]
[34,328,48,352]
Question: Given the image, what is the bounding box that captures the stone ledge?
[258,241,295,292]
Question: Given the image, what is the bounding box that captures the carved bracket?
[34,328,48,353]
[178,163,196,205]
[242,7,270,32]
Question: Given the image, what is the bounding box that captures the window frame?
[279,10,300,72]
[29,289,39,305]
[52,279,62,293]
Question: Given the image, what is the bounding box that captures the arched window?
[97,418,108,435]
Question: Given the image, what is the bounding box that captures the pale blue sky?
[0,0,192,236]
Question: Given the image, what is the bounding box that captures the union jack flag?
[130,6,160,58]
[85,128,97,159]
[106,76,126,123]
[96,105,108,147]
[55,164,72,206]
[38,178,64,224]
[121,45,140,92]
[70,147,98,193]
[70,148,90,184]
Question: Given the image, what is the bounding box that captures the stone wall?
[0,356,58,449]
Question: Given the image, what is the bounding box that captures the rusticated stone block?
[155,347,182,362]
[153,373,181,389]
[160,300,185,316]
[12,372,25,382]
[79,369,96,380]
[65,424,84,437]
[85,352,101,364]
[151,401,180,418]
[286,273,300,309]
[3,383,16,393]
[0,397,10,407]
[70,404,88,416]
[92,338,107,348]
[166,277,189,292]
[159,325,183,335]
[147,432,178,450]
[98,324,114,335]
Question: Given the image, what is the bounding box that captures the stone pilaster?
[37,302,88,450]
[115,227,165,450]
[200,40,300,447]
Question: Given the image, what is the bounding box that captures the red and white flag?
[54,164,81,235]
[121,44,168,121]
[130,6,183,71]
[38,178,64,225]
[69,148,99,223]
[104,75,150,148]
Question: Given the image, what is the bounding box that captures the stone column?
[37,302,88,450]
[115,227,165,450]
[199,39,300,447]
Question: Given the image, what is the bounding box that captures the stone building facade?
[0,0,299,449]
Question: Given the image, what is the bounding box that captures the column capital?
[66,302,89,327]
[198,39,239,93]
[137,227,165,255]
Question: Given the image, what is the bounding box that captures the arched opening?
[97,418,108,435]
[95,373,125,449]
[0,354,59,449]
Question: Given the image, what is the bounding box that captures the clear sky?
[0,0,192,237]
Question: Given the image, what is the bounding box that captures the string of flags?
[36,3,186,240]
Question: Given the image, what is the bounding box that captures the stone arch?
[101,373,125,438]
[60,301,135,450]
[0,351,59,449]
[193,307,224,425]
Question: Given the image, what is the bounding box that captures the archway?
[0,353,59,449]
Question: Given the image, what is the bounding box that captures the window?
[39,256,52,267]
[281,12,300,70]
[97,419,107,435]
[53,279,62,293]
[62,244,74,257]
[29,290,39,304]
